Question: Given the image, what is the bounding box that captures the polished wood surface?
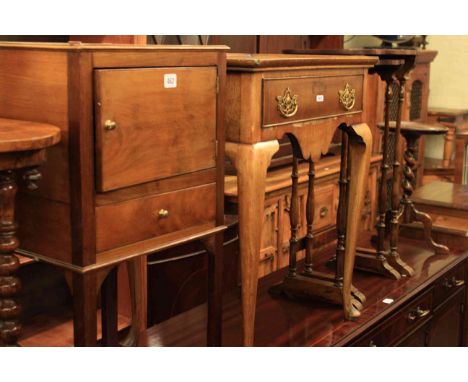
[0,118,60,153]
[0,119,60,346]
[412,181,468,211]
[401,182,468,251]
[140,237,467,346]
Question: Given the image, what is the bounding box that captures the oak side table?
[225,53,377,346]
[0,118,60,346]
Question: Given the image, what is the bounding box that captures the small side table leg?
[225,141,279,347]
[0,170,21,347]
[401,132,449,255]
[342,123,372,319]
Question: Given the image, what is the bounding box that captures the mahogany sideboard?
[0,42,228,346]
[141,236,468,347]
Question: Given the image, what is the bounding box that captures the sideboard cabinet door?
[94,67,217,191]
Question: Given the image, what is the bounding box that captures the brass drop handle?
[408,306,430,322]
[451,277,465,287]
[104,120,117,131]
[158,209,169,218]
[415,306,430,319]
[320,206,328,218]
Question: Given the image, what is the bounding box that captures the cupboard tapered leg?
[202,232,224,346]
[122,256,147,346]
[225,141,279,346]
[73,272,98,346]
[101,267,119,346]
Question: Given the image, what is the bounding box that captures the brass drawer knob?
[338,83,356,111]
[320,206,328,218]
[276,87,298,118]
[158,209,169,218]
[104,120,117,131]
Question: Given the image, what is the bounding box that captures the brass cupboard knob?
[158,209,169,218]
[104,120,117,131]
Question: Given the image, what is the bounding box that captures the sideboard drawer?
[433,262,466,308]
[353,289,433,346]
[95,67,217,192]
[96,183,216,252]
[262,74,364,128]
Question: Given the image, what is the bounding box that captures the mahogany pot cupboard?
[0,42,228,346]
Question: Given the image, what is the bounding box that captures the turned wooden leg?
[387,77,414,277]
[73,272,98,346]
[341,124,372,320]
[442,126,455,168]
[201,232,224,346]
[225,141,279,347]
[288,156,300,278]
[304,160,315,275]
[376,77,393,260]
[121,257,147,347]
[0,171,21,347]
[401,132,449,255]
[334,132,348,286]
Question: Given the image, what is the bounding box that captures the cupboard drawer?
[262,74,364,127]
[433,262,466,308]
[96,183,216,252]
[353,290,433,347]
[95,67,217,192]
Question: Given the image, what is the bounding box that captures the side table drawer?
[262,74,364,127]
[96,183,216,252]
[353,290,433,347]
[433,261,466,308]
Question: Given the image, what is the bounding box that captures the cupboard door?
[95,67,217,191]
[428,288,465,347]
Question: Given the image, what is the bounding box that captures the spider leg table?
[0,118,60,346]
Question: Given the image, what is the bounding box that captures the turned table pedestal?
[0,118,60,346]
[378,121,449,255]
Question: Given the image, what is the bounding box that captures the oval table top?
[377,120,449,135]
[0,118,61,153]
